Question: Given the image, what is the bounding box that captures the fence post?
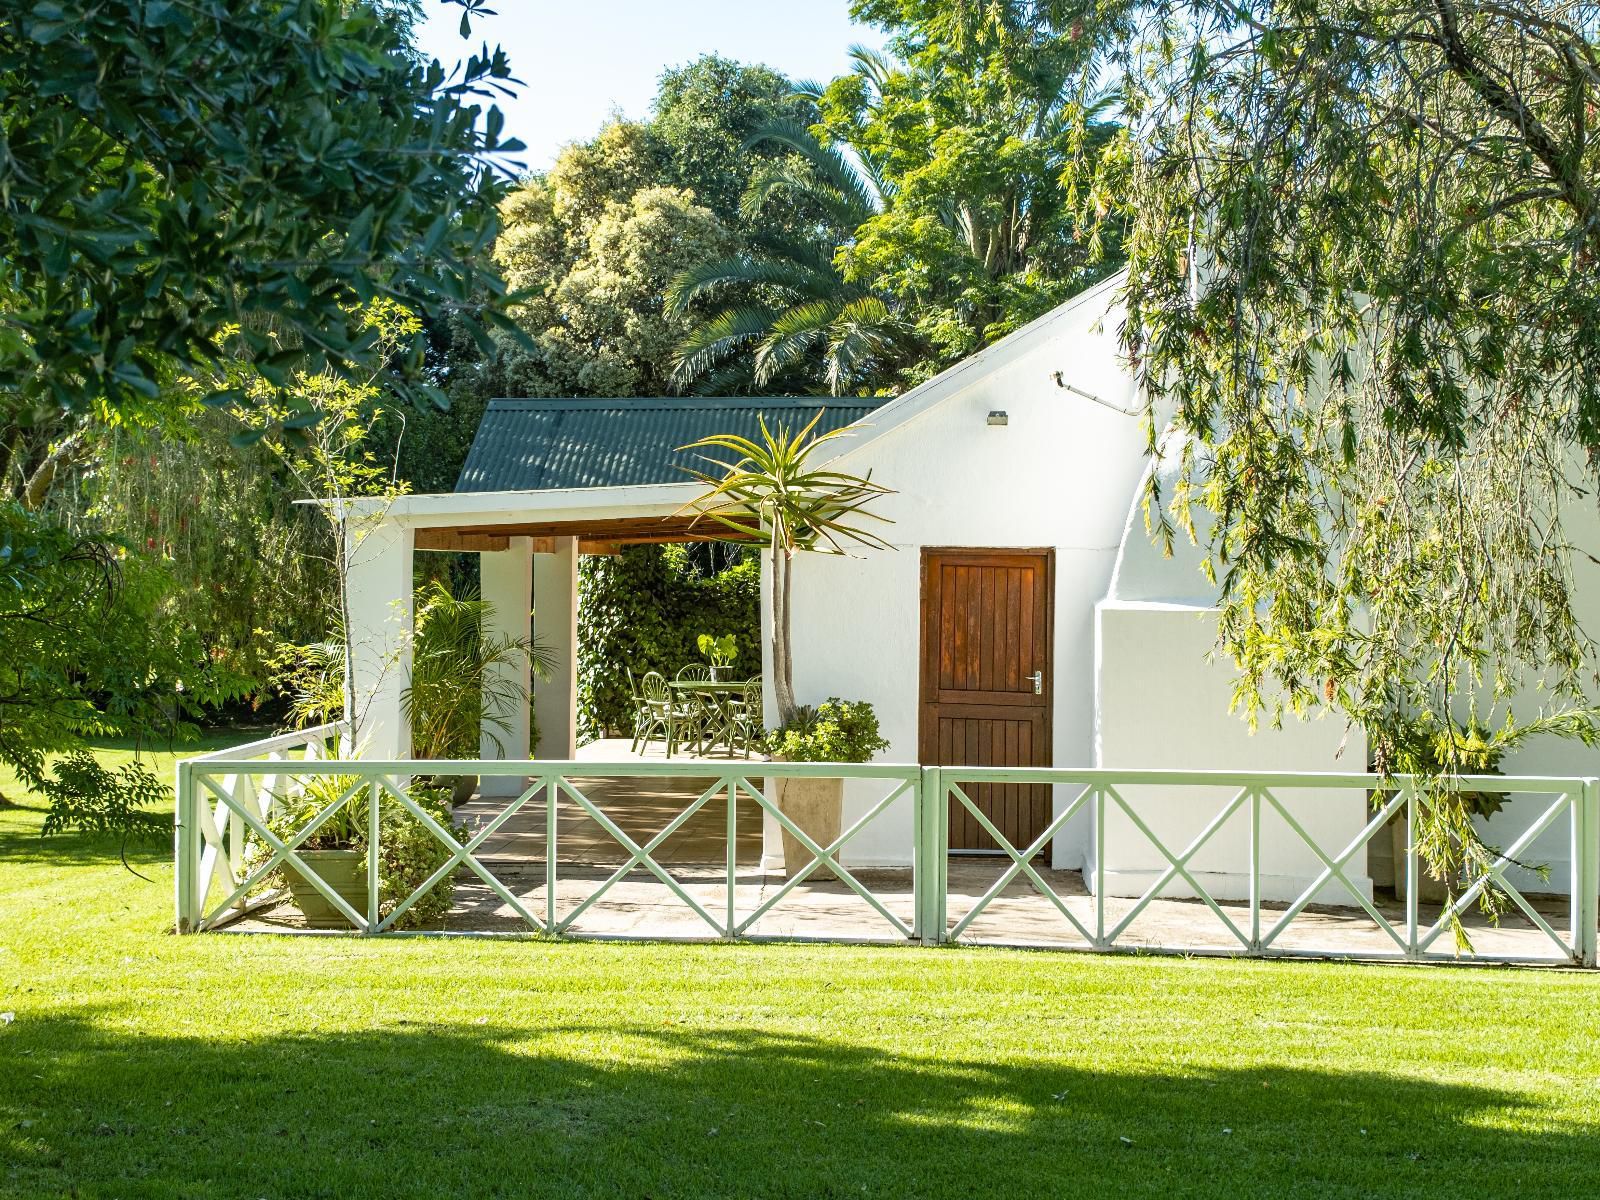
[174,761,201,933]
[916,768,939,945]
[1248,789,1261,953]
[1578,779,1599,968]
[1094,787,1106,949]
[726,777,738,939]
[367,778,381,934]
[935,768,950,944]
[545,777,558,935]
[1405,783,1420,960]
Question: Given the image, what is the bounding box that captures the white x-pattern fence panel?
[177,750,1599,966]
[178,755,923,942]
[932,766,1599,965]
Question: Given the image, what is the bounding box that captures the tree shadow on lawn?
[4,1010,1597,1199]
[0,806,168,869]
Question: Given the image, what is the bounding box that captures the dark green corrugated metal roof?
[455,397,887,493]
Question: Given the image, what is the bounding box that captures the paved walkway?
[233,852,1572,962]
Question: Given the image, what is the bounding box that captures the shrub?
[765,699,889,764]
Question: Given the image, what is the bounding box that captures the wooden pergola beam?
[413,514,761,557]
[422,515,762,544]
[414,529,511,553]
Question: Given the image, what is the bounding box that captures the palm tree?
[679,412,894,726]
[403,579,556,762]
[667,119,910,396]
[278,582,556,767]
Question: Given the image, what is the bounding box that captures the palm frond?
[671,305,780,386]
[744,118,885,219]
[667,253,837,316]
[847,43,896,93]
[754,326,825,385]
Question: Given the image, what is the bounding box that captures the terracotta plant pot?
[285,848,369,928]
[776,775,845,880]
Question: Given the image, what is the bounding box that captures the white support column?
[759,544,784,873]
[343,513,413,760]
[532,535,578,759]
[479,537,533,796]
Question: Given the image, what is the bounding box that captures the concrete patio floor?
[231,856,1572,959]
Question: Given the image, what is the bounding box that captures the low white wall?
[1093,600,1371,903]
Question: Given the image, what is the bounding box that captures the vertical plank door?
[918,549,1054,853]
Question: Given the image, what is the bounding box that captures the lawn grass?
[3,741,1600,1198]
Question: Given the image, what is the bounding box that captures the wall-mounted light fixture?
[987,410,1008,426]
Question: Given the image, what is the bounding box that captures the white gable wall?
[1094,434,1372,904]
[773,278,1149,867]
[1097,435,1600,907]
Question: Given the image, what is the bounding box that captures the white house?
[340,271,1600,903]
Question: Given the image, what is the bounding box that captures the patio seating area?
[628,668,762,759]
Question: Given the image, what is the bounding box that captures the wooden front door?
[918,549,1054,853]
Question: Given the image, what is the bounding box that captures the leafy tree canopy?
[813,1,1123,374]
[650,54,819,229]
[421,54,825,462]
[0,0,520,420]
[492,175,737,397]
[1064,0,1600,899]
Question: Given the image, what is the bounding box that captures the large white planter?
[776,775,844,879]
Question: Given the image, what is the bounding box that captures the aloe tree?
[680,413,894,726]
[667,119,910,396]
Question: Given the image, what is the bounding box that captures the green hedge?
[577,545,761,741]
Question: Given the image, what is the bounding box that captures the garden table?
[667,679,751,757]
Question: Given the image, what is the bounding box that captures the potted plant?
[1378,717,1507,903]
[257,775,464,929]
[697,632,738,681]
[764,699,889,879]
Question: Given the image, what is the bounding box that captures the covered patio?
[341,479,761,769]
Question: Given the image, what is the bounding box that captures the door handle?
[1028,671,1043,695]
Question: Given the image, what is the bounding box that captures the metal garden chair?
[727,677,763,758]
[637,671,699,757]
[673,664,716,753]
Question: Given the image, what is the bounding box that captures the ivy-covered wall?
[577,544,761,741]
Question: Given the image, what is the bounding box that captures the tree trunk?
[334,513,360,753]
[771,545,798,727]
[21,429,88,510]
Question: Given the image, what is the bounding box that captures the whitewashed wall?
[1095,435,1600,904]
[1094,437,1372,902]
[1094,601,1369,903]
[767,277,1150,867]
